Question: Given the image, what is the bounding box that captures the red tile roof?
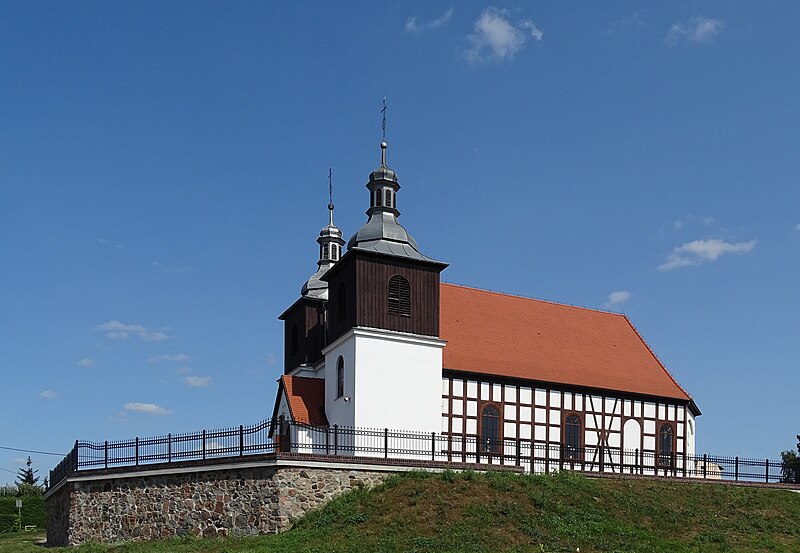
[440,283,691,402]
[278,375,327,426]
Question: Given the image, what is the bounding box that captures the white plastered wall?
[323,327,445,433]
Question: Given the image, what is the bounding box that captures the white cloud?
[77,357,96,368]
[184,376,211,388]
[176,366,193,375]
[667,16,725,44]
[97,321,171,342]
[466,7,542,64]
[124,402,172,415]
[152,261,192,274]
[39,390,57,399]
[794,223,800,232]
[604,290,632,309]
[406,8,453,33]
[148,353,191,363]
[658,239,756,271]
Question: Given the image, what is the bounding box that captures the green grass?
[2,472,800,552]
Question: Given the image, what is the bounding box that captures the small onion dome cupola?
[346,141,442,264]
[301,201,345,300]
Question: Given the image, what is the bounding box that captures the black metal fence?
[46,418,800,491]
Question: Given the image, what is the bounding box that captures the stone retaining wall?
[46,454,518,547]
[46,462,387,546]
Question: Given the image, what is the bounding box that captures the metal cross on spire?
[328,167,334,225]
[381,97,388,141]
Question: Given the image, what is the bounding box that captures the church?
[272,136,699,474]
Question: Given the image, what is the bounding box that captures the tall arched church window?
[337,282,346,321]
[336,356,345,399]
[322,243,329,260]
[331,244,338,261]
[384,189,392,208]
[563,414,582,460]
[658,423,674,467]
[290,323,298,356]
[388,275,411,317]
[480,404,500,453]
[374,189,382,207]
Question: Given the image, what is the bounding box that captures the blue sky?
[2,1,799,483]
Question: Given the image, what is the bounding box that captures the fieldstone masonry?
[46,461,388,546]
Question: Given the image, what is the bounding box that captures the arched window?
[658,423,673,467]
[331,244,338,261]
[336,356,345,398]
[290,323,298,356]
[480,404,500,453]
[374,189,382,207]
[388,275,411,317]
[384,189,392,208]
[322,243,329,260]
[337,282,346,321]
[563,414,581,460]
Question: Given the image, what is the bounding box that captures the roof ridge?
[621,314,693,401]
[441,281,626,317]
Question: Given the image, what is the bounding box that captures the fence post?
[239,425,244,456]
[135,437,139,466]
[476,435,480,465]
[682,451,686,478]
[765,458,769,483]
[334,424,339,455]
[202,430,206,460]
[516,438,521,467]
[544,443,549,473]
[325,426,330,455]
[702,454,707,478]
[104,441,108,469]
[600,446,605,472]
[735,456,739,481]
[384,428,388,459]
[73,440,79,471]
[448,434,453,463]
[168,433,172,463]
[431,432,435,461]
[559,444,564,471]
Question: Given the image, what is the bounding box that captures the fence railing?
[47,418,800,491]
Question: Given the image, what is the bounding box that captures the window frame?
[336,356,345,399]
[387,274,411,317]
[479,402,502,455]
[657,422,675,468]
[562,412,583,461]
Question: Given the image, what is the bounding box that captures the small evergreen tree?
[16,457,39,487]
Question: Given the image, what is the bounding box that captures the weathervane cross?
[381,97,388,141]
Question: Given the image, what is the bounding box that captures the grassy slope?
[2,471,799,553]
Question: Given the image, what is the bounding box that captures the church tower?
[278,183,345,375]
[322,134,448,433]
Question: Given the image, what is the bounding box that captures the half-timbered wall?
[441,372,696,474]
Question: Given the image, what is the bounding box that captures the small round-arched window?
[336,356,345,399]
[658,423,674,467]
[480,404,500,453]
[388,275,410,317]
